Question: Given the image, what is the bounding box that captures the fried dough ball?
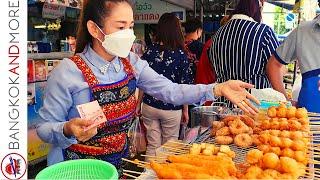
[252,134,262,146]
[221,115,237,125]
[281,148,294,158]
[280,130,291,138]
[269,130,281,136]
[261,169,280,178]
[240,115,255,128]
[229,119,249,135]
[280,157,299,174]
[246,149,263,164]
[234,133,253,148]
[244,166,263,179]
[293,151,306,163]
[260,120,270,130]
[298,117,309,125]
[215,135,233,145]
[270,119,280,130]
[288,120,302,131]
[296,108,308,119]
[302,138,310,146]
[295,162,307,178]
[291,140,305,151]
[267,107,277,118]
[216,126,231,136]
[281,138,293,148]
[253,127,262,134]
[277,107,287,118]
[278,173,295,180]
[212,121,225,129]
[290,131,303,140]
[286,106,297,119]
[211,121,225,136]
[257,144,270,154]
[270,136,282,147]
[258,133,270,144]
[270,147,281,156]
[279,120,289,130]
[262,153,279,169]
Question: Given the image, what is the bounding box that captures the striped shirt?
[209,14,279,106]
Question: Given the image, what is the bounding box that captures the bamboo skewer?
[305,172,320,179]
[162,145,190,150]
[122,158,148,167]
[305,171,320,179]
[123,172,139,179]
[167,140,192,146]
[310,122,320,124]
[308,160,320,164]
[141,154,167,159]
[123,170,144,175]
[123,170,157,178]
[162,146,189,153]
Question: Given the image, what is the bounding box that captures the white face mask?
[96,25,136,58]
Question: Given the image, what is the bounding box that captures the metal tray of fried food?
[193,128,317,179]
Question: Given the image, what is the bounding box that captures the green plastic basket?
[35,159,118,180]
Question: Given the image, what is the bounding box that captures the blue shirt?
[209,14,279,106]
[274,16,320,113]
[36,45,216,165]
[141,43,194,110]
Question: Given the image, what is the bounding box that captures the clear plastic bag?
[128,117,147,158]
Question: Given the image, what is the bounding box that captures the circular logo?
[1,153,27,180]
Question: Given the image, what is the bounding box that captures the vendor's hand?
[214,80,260,115]
[181,109,189,125]
[63,118,98,142]
[135,103,142,117]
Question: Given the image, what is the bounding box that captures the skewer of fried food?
[309,117,320,120]
[308,112,320,116]
[308,160,320,165]
[305,171,320,179]
[162,144,190,150]
[123,170,144,175]
[141,154,167,159]
[123,172,139,179]
[123,169,157,178]
[121,158,149,167]
[157,150,184,156]
[305,170,320,177]
[167,140,192,146]
[162,146,189,152]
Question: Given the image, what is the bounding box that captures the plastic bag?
[128,117,147,157]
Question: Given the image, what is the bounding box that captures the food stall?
[122,104,320,179]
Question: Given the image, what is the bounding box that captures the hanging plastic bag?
[128,117,147,158]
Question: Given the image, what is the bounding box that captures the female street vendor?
[36,0,259,175]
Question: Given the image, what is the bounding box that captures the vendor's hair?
[75,0,133,53]
[155,13,185,51]
[232,0,262,23]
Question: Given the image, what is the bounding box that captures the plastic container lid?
[35,159,118,180]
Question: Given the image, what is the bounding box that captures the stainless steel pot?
[190,104,232,128]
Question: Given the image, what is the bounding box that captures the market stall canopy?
[266,0,295,10]
[162,0,194,10]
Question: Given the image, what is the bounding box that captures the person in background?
[36,0,260,176]
[183,17,204,83]
[145,24,157,47]
[209,0,279,107]
[136,13,193,157]
[195,15,230,106]
[267,14,320,113]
